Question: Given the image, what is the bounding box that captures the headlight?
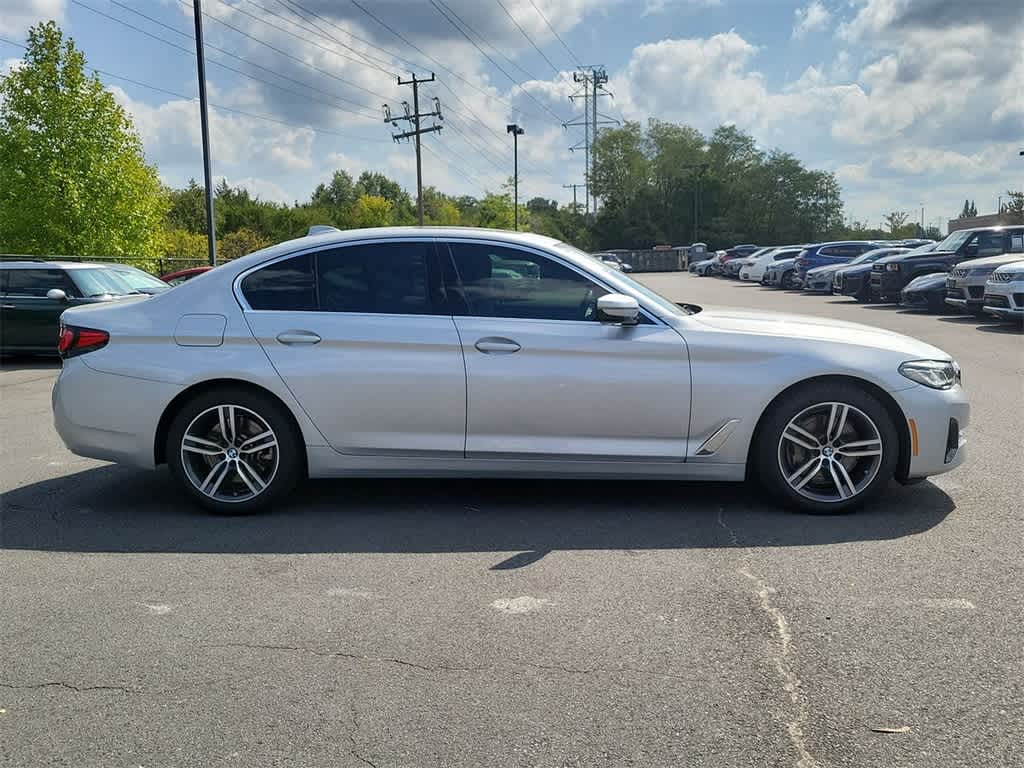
[899,359,961,389]
[886,263,901,271]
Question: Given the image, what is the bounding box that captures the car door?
[441,239,691,461]
[241,240,466,457]
[0,268,74,352]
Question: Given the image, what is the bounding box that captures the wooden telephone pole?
[385,74,442,225]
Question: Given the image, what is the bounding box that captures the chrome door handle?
[276,330,321,345]
[474,337,521,354]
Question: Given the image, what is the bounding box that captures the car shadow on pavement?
[0,356,61,372]
[1,465,956,564]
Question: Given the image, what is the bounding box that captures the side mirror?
[46,288,68,302]
[597,293,640,324]
[964,243,978,256]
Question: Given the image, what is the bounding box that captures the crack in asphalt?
[740,569,820,768]
[348,700,377,768]
[717,504,741,546]
[0,681,140,694]
[207,643,692,682]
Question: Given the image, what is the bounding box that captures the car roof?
[0,260,120,269]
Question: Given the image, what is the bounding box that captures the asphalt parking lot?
[1,273,1021,768]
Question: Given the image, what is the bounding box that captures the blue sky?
[2,0,1022,231]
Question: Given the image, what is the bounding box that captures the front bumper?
[839,273,865,296]
[983,286,1024,318]
[803,277,833,292]
[893,383,970,480]
[870,270,903,297]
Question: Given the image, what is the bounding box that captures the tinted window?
[317,242,432,315]
[242,253,317,311]
[4,269,72,297]
[973,230,1006,257]
[445,242,607,321]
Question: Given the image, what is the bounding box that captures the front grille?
[950,267,968,278]
[967,286,984,299]
[984,294,1010,308]
[991,271,1017,283]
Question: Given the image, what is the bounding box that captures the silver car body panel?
[52,226,968,484]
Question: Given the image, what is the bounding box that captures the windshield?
[934,230,973,252]
[554,242,692,317]
[69,268,138,297]
[113,267,169,292]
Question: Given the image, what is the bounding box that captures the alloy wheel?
[180,404,279,504]
[777,402,883,503]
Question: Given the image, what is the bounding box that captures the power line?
[422,141,500,195]
[527,0,583,68]
[77,0,380,119]
[272,0,414,74]
[429,0,563,124]
[349,0,530,119]
[183,0,392,103]
[494,0,562,76]
[209,0,394,81]
[0,37,388,143]
[435,0,542,88]
[241,0,394,77]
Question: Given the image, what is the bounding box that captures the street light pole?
[192,0,216,266]
[507,124,524,231]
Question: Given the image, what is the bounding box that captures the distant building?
[947,213,1014,233]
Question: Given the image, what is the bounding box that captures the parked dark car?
[836,242,938,301]
[899,272,948,313]
[0,261,142,356]
[803,247,907,293]
[870,226,1024,301]
[794,241,883,285]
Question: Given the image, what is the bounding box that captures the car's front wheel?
[754,383,899,514]
[780,271,795,289]
[166,387,303,514]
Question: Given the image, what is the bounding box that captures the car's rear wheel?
[166,387,302,514]
[754,383,899,514]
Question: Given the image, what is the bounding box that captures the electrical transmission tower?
[563,66,618,215]
[384,73,443,225]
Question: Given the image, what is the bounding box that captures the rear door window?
[974,231,1006,257]
[316,242,438,315]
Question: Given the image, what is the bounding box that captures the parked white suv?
[740,246,804,282]
[982,260,1024,321]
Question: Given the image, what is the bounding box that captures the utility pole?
[563,183,585,210]
[192,0,216,266]
[507,124,525,231]
[564,66,618,216]
[385,74,442,225]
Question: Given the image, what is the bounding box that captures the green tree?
[351,194,393,228]
[1001,191,1023,224]
[476,192,515,230]
[959,199,977,218]
[218,227,272,260]
[0,22,167,256]
[883,210,909,233]
[311,170,356,209]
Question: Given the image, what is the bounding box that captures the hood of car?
[957,253,1024,270]
[690,307,950,359]
[836,262,874,276]
[878,249,955,265]
[806,264,839,276]
[904,273,947,290]
[767,258,796,269]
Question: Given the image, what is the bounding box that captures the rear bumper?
[52,357,180,468]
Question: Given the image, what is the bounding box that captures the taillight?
[58,324,109,358]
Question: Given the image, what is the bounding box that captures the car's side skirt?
[306,447,746,481]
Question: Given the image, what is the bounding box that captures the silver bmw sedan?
[52,227,968,515]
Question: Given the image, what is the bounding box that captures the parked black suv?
[869,226,1024,301]
[0,261,142,355]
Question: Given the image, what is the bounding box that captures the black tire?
[166,386,303,515]
[753,381,899,514]
[780,271,795,289]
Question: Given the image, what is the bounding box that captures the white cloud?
[643,0,721,16]
[792,1,831,39]
[0,0,64,37]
